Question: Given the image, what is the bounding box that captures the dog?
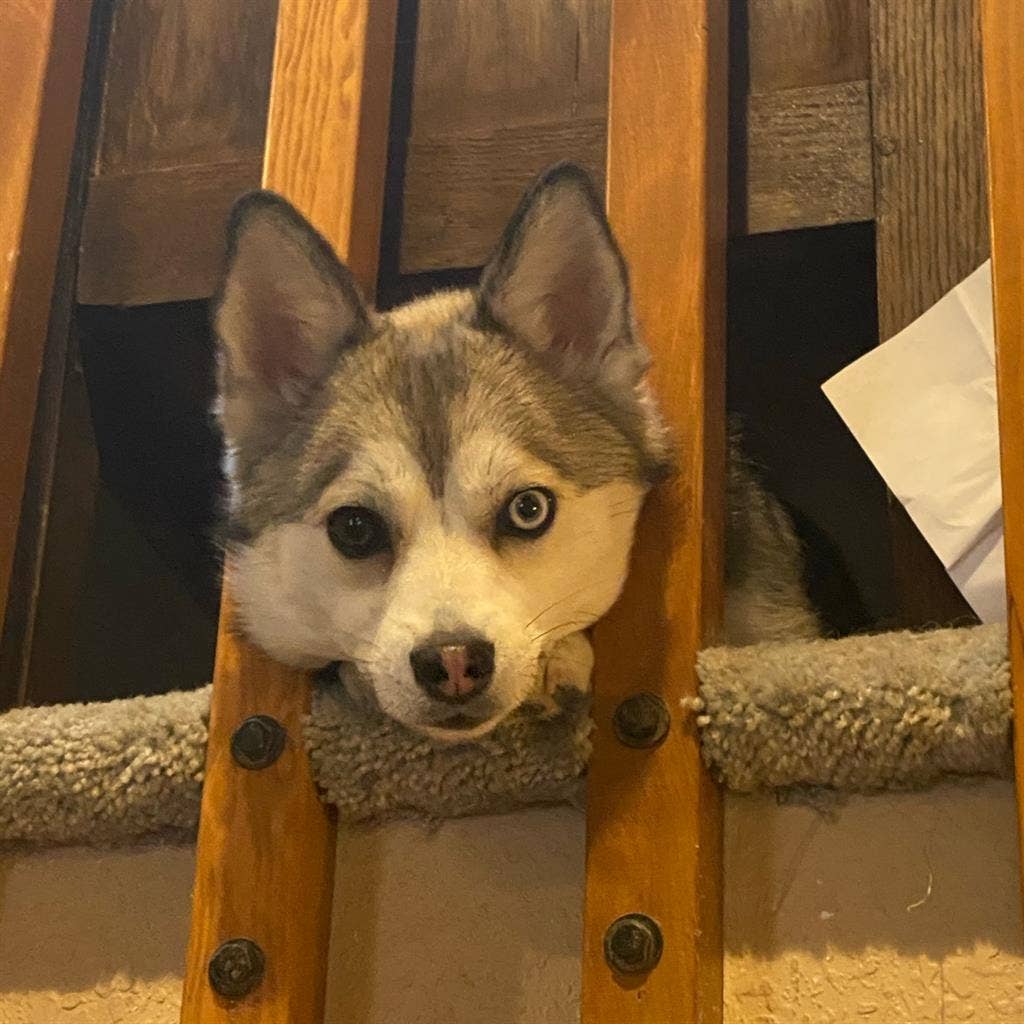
[213,162,819,743]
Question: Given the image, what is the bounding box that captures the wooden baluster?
[179,3,397,1020]
[980,0,1024,924]
[0,0,93,631]
[581,2,729,1021]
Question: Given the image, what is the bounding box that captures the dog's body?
[215,164,818,743]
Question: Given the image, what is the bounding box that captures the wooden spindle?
[581,2,729,1021]
[179,3,397,1020]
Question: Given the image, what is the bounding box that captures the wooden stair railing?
[0,1,93,633]
[179,2,397,1021]
[178,1,729,1020]
[582,2,728,1022]
[981,0,1024,928]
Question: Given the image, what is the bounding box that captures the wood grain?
[402,80,872,273]
[399,0,873,273]
[79,81,871,296]
[0,2,110,711]
[401,119,607,272]
[78,0,278,305]
[870,0,989,329]
[869,0,988,628]
[581,1,727,1022]
[979,0,1024,919]
[94,0,277,176]
[412,0,610,134]
[0,0,92,638]
[743,80,873,235]
[78,159,262,305]
[180,596,338,1023]
[398,0,606,275]
[179,2,397,1021]
[78,0,876,298]
[262,0,396,292]
[747,0,869,94]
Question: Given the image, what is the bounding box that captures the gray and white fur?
[214,163,818,743]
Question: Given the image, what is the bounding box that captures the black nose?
[409,637,495,704]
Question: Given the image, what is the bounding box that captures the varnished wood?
[980,0,1024,922]
[78,0,875,301]
[180,2,397,1021]
[402,0,872,272]
[180,597,338,1024]
[402,78,873,272]
[0,0,92,635]
[581,2,727,1022]
[405,0,872,268]
[0,2,110,711]
[261,0,396,292]
[869,0,988,628]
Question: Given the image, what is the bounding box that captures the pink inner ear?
[247,296,319,388]
[546,260,615,359]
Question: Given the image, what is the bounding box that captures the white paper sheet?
[822,260,1006,623]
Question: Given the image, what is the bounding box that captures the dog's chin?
[410,708,514,744]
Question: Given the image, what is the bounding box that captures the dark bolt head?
[612,693,670,749]
[230,715,286,770]
[604,914,664,975]
[208,937,265,999]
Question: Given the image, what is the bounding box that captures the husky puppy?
[214,163,818,743]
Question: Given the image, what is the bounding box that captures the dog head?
[215,163,670,741]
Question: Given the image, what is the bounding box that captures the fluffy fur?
[214,163,818,742]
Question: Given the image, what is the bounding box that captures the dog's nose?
[409,638,495,703]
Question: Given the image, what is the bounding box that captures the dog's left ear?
[478,162,648,391]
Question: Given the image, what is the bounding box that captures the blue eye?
[500,488,556,538]
[327,506,390,559]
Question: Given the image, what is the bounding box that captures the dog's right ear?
[215,192,371,457]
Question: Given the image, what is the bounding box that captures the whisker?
[530,615,599,644]
[522,578,618,631]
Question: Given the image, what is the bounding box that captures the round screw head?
[612,693,670,749]
[208,937,265,999]
[604,913,664,975]
[231,715,286,770]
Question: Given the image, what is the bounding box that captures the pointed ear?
[214,191,371,455]
[478,163,648,391]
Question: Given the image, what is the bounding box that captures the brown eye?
[500,488,556,538]
[327,506,390,559]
